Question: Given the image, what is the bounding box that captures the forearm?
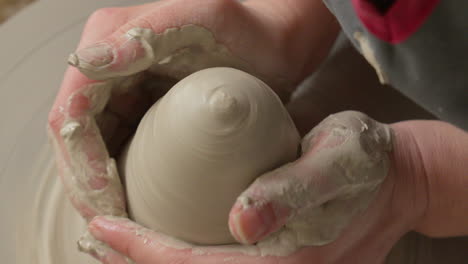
[391,121,468,237]
[244,0,340,81]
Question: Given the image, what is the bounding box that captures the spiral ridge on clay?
[120,67,300,244]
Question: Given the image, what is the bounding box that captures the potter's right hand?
[228,111,468,263]
[47,0,339,222]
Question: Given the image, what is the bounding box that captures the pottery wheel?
[0,1,150,263]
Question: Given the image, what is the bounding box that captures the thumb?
[67,1,247,81]
[228,157,349,245]
[229,111,393,245]
[68,25,155,81]
[228,163,299,245]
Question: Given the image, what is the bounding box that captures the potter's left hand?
[47,0,339,261]
[48,0,339,222]
[86,111,468,264]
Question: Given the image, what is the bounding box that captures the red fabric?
[352,0,441,44]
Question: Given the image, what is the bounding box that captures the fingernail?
[229,200,277,244]
[69,43,114,68]
[89,216,113,241]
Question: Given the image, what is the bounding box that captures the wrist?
[401,121,468,237]
[389,121,468,237]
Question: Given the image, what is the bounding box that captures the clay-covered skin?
[46,23,394,256]
[233,111,392,247]
[119,67,300,245]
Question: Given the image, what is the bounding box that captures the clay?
[119,67,300,244]
[354,32,388,84]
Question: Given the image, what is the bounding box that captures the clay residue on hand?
[236,111,393,255]
[52,81,128,220]
[354,32,388,84]
[72,25,262,83]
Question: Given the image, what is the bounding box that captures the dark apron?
[323,0,468,130]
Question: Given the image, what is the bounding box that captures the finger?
[88,216,273,264]
[78,230,133,264]
[47,2,170,220]
[67,0,260,81]
[48,81,129,220]
[67,3,191,81]
[228,129,353,244]
[53,0,255,122]
[50,2,161,122]
[48,4,153,218]
[89,216,188,264]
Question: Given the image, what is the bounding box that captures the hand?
[46,0,339,261]
[85,111,468,264]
